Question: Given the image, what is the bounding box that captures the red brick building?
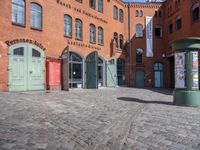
[0,0,199,91]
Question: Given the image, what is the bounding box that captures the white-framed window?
[12,0,25,25]
[136,24,143,37]
[31,3,42,29]
[64,14,72,37]
[75,19,82,40]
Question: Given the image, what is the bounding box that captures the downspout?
[128,2,131,86]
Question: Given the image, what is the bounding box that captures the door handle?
[30,71,33,74]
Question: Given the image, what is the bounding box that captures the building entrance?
[9,44,44,91]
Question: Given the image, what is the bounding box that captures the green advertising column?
[171,38,200,106]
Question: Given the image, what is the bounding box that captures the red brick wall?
[0,0,125,91]
[0,0,200,91]
[124,3,165,87]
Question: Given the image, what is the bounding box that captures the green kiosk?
[171,38,200,106]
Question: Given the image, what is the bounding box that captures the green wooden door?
[27,45,44,90]
[9,44,44,91]
[107,56,117,87]
[136,70,145,88]
[86,51,98,89]
[9,44,28,91]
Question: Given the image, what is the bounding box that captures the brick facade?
[0,0,200,91]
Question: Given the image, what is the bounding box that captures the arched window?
[31,3,42,29]
[114,6,118,20]
[119,9,124,23]
[136,10,139,17]
[90,24,96,43]
[136,48,143,64]
[98,0,103,13]
[98,27,103,45]
[136,24,143,37]
[191,3,199,22]
[114,32,118,48]
[12,0,25,25]
[176,16,182,30]
[75,19,82,40]
[90,0,96,9]
[155,25,162,37]
[140,10,143,17]
[119,34,124,49]
[64,14,72,37]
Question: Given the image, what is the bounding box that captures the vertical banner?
[146,16,153,57]
[175,52,186,88]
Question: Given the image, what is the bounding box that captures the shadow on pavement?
[145,88,173,96]
[117,97,173,105]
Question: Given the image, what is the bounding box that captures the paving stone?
[0,88,199,150]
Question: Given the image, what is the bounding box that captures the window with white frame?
[136,24,143,37]
[12,0,25,25]
[31,3,42,29]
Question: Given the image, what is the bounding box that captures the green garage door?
[9,44,44,91]
[86,51,98,89]
[107,56,117,87]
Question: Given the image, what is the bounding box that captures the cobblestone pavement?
[0,87,200,150]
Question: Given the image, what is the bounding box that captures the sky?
[123,0,146,2]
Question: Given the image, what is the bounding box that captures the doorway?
[9,44,44,91]
[69,52,84,88]
[136,69,145,88]
[154,63,164,88]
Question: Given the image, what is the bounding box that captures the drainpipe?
[128,2,131,86]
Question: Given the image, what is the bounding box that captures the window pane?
[98,28,103,44]
[14,47,24,56]
[119,9,123,22]
[136,48,143,64]
[31,3,42,29]
[12,0,25,25]
[114,6,118,20]
[136,24,143,37]
[98,0,103,13]
[32,49,41,57]
[120,35,123,49]
[64,15,72,37]
[90,25,96,43]
[76,19,82,40]
[114,33,118,48]
[90,0,95,8]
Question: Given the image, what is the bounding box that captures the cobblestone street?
[0,87,200,150]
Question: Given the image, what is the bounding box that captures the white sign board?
[146,16,153,57]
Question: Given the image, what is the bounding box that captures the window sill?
[12,22,25,28]
[136,36,144,39]
[75,0,82,3]
[116,48,123,51]
[98,43,104,46]
[75,38,83,41]
[90,6,96,10]
[155,36,163,39]
[31,27,42,32]
[90,41,96,44]
[64,35,72,39]
[98,10,103,14]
